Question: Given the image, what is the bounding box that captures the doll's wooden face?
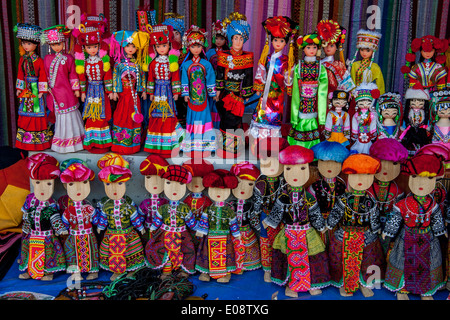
[318,160,342,179]
[260,157,284,177]
[145,175,164,195]
[104,181,126,200]
[410,99,425,110]
[409,175,436,196]
[359,48,373,59]
[421,49,435,60]
[357,99,372,110]
[164,179,186,201]
[21,40,38,53]
[50,43,64,53]
[189,44,203,57]
[381,108,398,121]
[375,160,401,182]
[31,179,55,202]
[67,180,90,202]
[348,174,374,191]
[124,43,137,56]
[155,43,170,56]
[324,43,337,56]
[437,107,450,119]
[231,35,244,52]
[272,37,287,52]
[173,31,182,44]
[215,35,226,47]
[187,176,205,193]
[208,187,231,202]
[85,44,99,56]
[303,44,318,57]
[232,178,255,200]
[332,99,347,111]
[284,164,310,187]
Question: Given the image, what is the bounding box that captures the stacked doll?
[430,90,450,149]
[19,153,67,281]
[42,25,85,153]
[323,89,351,146]
[14,23,53,151]
[375,92,403,140]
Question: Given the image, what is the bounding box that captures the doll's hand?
[195,231,204,238]
[184,96,189,103]
[60,230,68,236]
[381,234,386,241]
[140,229,146,235]
[262,221,268,229]
[142,92,147,100]
[108,93,115,100]
[114,93,119,101]
[174,95,179,101]
[235,236,241,242]
[16,90,22,97]
[74,90,80,98]
[38,93,44,99]
[81,93,86,102]
[149,95,154,102]
[97,228,102,234]
[214,91,221,101]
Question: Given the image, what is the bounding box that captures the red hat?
[279,145,314,165]
[255,137,289,159]
[415,144,450,162]
[140,154,169,176]
[161,165,192,184]
[182,159,214,177]
[401,153,444,177]
[26,153,60,180]
[231,161,260,181]
[203,169,238,189]
[60,163,95,183]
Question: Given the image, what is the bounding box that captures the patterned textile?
[342,229,365,294]
[195,233,238,275]
[286,227,311,292]
[232,236,245,274]
[208,235,228,279]
[64,234,99,274]
[108,233,127,274]
[28,235,45,279]
[239,225,262,271]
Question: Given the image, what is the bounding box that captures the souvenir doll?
[14,23,53,151]
[110,30,149,155]
[73,19,114,153]
[145,165,198,279]
[205,20,229,129]
[19,153,67,281]
[401,35,448,92]
[180,26,217,158]
[288,33,328,148]
[327,154,385,297]
[350,83,379,154]
[368,138,408,255]
[182,159,214,248]
[323,89,351,146]
[138,154,169,232]
[308,141,349,248]
[375,92,403,140]
[95,153,147,280]
[60,162,99,281]
[253,137,289,282]
[430,90,450,149]
[249,16,298,154]
[263,145,330,297]
[144,24,184,158]
[42,25,85,153]
[382,153,448,300]
[316,20,354,95]
[399,88,432,156]
[348,29,385,94]
[195,169,241,283]
[215,12,254,158]
[229,161,262,273]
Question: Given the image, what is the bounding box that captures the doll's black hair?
[403,97,430,127]
[210,34,230,51]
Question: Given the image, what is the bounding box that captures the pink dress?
[44,52,85,153]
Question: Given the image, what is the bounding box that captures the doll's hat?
[231,161,260,181]
[431,90,450,111]
[147,24,175,46]
[404,88,430,101]
[40,25,70,45]
[59,158,89,173]
[401,153,444,177]
[60,162,95,183]
[415,143,450,162]
[311,141,350,163]
[203,169,239,189]
[296,32,321,48]
[182,159,214,178]
[356,29,382,51]
[97,153,132,183]
[279,145,314,165]
[26,153,60,180]
[14,23,42,43]
[354,82,380,103]
[140,154,169,176]
[162,12,186,35]
[212,20,227,39]
[161,165,192,184]
[262,16,298,39]
[183,25,208,48]
[316,19,346,47]
[223,12,251,44]
[342,154,381,174]
[369,138,409,163]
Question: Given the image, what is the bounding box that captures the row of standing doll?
[15,13,450,159]
[19,136,450,300]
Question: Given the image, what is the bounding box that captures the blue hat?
[162,13,185,36]
[113,30,136,47]
[227,19,251,44]
[311,141,350,163]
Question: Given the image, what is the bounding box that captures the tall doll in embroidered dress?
[249,16,298,155]
[19,153,67,281]
[327,154,385,297]
[145,24,184,158]
[145,165,199,279]
[288,33,328,148]
[74,18,114,153]
[382,153,448,300]
[110,31,149,155]
[14,23,53,151]
[60,162,99,281]
[375,92,403,140]
[215,13,254,158]
[180,26,217,158]
[42,25,85,153]
[430,90,450,149]
[95,153,147,280]
[323,90,351,146]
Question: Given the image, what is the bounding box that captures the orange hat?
[342,154,381,175]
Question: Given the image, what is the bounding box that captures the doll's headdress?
[97,153,132,183]
[40,25,71,45]
[110,30,150,72]
[375,92,402,123]
[231,161,260,181]
[182,159,214,178]
[183,25,208,49]
[254,137,289,159]
[203,169,239,189]
[404,88,430,101]
[26,153,60,180]
[369,138,408,163]
[60,162,95,183]
[145,24,180,73]
[162,13,186,36]
[136,10,157,32]
[316,19,347,63]
[348,29,382,76]
[212,20,227,41]
[311,141,350,164]
[139,154,169,176]
[430,90,450,123]
[14,23,42,43]
[401,153,444,177]
[353,82,380,108]
[59,158,89,173]
[223,12,251,45]
[342,154,381,175]
[160,165,192,184]
[279,145,314,165]
[296,32,322,49]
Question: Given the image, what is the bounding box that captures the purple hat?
[369,138,408,163]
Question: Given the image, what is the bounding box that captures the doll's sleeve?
[146,62,155,95]
[372,63,385,95]
[323,113,332,139]
[369,202,381,234]
[253,62,266,93]
[215,55,225,91]
[434,67,448,91]
[180,64,189,97]
[49,206,68,235]
[36,58,48,93]
[350,62,357,85]
[183,206,198,230]
[430,204,447,237]
[228,209,241,238]
[149,207,163,232]
[129,200,144,232]
[369,112,377,140]
[344,112,351,139]
[317,64,329,125]
[205,61,216,98]
[290,65,300,126]
[326,195,345,229]
[138,200,150,229]
[68,57,81,91]
[241,64,254,99]
[21,199,31,234]
[94,201,108,230]
[248,200,261,232]
[103,64,113,93]
[61,208,70,230]
[381,204,403,238]
[307,192,326,232]
[171,67,182,96]
[196,208,210,236]
[263,196,284,229]
[137,66,146,93]
[351,114,358,139]
[16,57,25,91]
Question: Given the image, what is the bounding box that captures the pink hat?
[279,145,314,165]
[60,163,95,183]
[369,138,409,163]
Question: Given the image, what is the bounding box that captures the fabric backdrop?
[1,0,449,147]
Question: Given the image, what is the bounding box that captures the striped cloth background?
[1,0,449,147]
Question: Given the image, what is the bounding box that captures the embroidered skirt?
[51,108,85,153]
[288,117,320,149]
[64,233,99,274]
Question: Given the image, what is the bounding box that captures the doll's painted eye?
[36,181,40,184]
[393,162,399,165]
[118,182,123,185]
[106,183,110,186]
[286,167,291,171]
[69,183,74,186]
[249,183,254,187]
[83,181,88,184]
[428,177,433,180]
[47,182,52,186]
[146,176,150,179]
[411,175,417,178]
[166,181,171,185]
[301,167,306,170]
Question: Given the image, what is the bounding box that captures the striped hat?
[14,23,42,43]
[356,29,382,51]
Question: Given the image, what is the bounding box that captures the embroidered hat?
[59,158,89,173]
[40,25,70,45]
[431,90,450,112]
[161,165,192,184]
[311,141,350,163]
[182,159,214,178]
[354,82,380,103]
[60,162,95,183]
[162,12,186,36]
[140,154,169,176]
[97,153,132,183]
[342,154,381,175]
[369,138,409,163]
[401,153,444,177]
[145,24,180,72]
[255,137,290,159]
[212,20,227,40]
[296,32,321,48]
[375,92,402,123]
[356,29,382,51]
[331,90,350,101]
[26,153,60,180]
[97,153,130,170]
[402,35,449,72]
[203,169,239,189]
[231,161,261,181]
[183,25,208,48]
[223,12,251,44]
[14,23,42,43]
[316,19,346,47]
[404,88,431,101]
[279,145,315,165]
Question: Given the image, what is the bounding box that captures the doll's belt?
[161,223,186,233]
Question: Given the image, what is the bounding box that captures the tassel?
[83,100,103,121]
[287,38,295,82]
[259,33,270,66]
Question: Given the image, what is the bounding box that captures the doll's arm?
[317,64,329,125]
[430,204,447,237]
[323,113,333,139]
[49,207,68,235]
[93,202,108,231]
[129,202,145,233]
[61,208,70,230]
[369,203,381,234]
[149,208,163,232]
[16,57,25,95]
[372,63,385,95]
[343,112,351,139]
[229,212,241,238]
[381,205,403,240]
[180,64,189,97]
[37,58,48,94]
[195,209,209,237]
[290,65,300,126]
[206,61,217,98]
[112,65,122,94]
[68,57,81,93]
[308,195,326,232]
[326,195,345,229]
[263,196,284,229]
[253,62,267,93]
[242,65,255,100]
[104,65,114,94]
[351,114,358,141]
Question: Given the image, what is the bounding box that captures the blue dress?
[206,48,221,129]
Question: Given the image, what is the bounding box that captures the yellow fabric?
[329,132,348,144]
[350,60,385,95]
[0,185,29,233]
[272,226,325,256]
